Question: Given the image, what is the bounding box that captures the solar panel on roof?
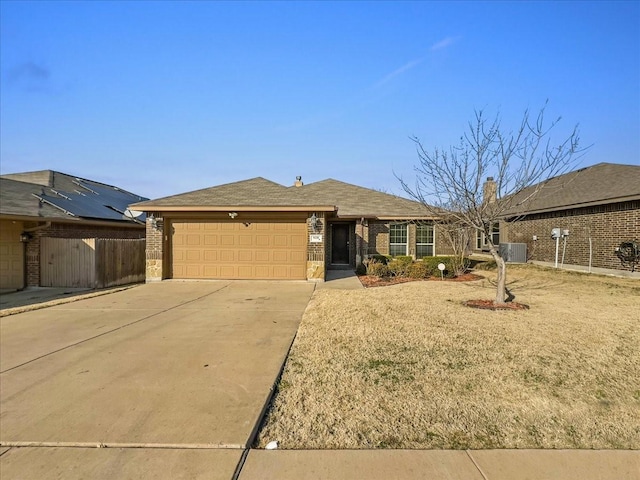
[36,183,147,223]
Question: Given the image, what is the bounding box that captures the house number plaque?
[310,234,323,243]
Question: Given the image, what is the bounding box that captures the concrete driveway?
[0,281,314,479]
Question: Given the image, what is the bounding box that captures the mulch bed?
[464,299,530,310]
[357,273,484,288]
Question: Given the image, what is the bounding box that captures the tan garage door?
[0,220,24,289]
[172,219,307,280]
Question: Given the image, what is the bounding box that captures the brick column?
[306,212,325,281]
[145,215,164,282]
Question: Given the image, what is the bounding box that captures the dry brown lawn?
[257,265,640,449]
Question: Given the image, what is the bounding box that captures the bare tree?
[399,103,583,304]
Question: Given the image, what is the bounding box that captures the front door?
[331,224,350,264]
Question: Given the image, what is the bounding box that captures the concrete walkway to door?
[0,280,314,479]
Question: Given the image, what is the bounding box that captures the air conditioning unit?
[499,243,528,263]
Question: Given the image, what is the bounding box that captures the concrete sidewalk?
[317,270,364,290]
[1,447,636,479]
[238,449,640,480]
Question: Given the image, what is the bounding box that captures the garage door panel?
[290,250,306,262]
[219,265,235,277]
[238,265,253,277]
[204,235,218,245]
[203,250,218,261]
[185,265,202,277]
[203,265,219,276]
[273,235,289,247]
[186,250,201,261]
[220,250,235,261]
[237,250,252,262]
[255,235,270,246]
[254,251,269,262]
[172,220,307,280]
[291,234,306,247]
[272,251,288,262]
[238,235,253,246]
[186,235,201,246]
[222,235,237,246]
[254,266,269,277]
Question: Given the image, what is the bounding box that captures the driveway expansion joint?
[466,450,490,480]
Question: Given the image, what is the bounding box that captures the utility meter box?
[551,228,561,239]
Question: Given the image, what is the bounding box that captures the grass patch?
[257,265,640,449]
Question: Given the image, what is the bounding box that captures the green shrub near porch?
[421,256,463,278]
[387,256,413,277]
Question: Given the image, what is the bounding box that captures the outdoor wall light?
[309,213,321,232]
[149,214,158,230]
[229,212,238,219]
[19,232,32,243]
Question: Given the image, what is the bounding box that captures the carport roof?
[132,177,435,219]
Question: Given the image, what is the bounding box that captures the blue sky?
[1,1,638,199]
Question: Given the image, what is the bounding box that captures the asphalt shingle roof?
[133,177,432,218]
[133,177,307,207]
[503,162,640,216]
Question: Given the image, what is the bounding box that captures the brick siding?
[503,200,639,271]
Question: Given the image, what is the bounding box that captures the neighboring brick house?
[495,163,640,272]
[132,177,446,282]
[0,171,147,289]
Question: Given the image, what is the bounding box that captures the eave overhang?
[502,194,640,219]
[0,213,145,228]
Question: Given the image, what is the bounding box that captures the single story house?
[0,170,147,289]
[496,162,640,271]
[131,177,448,282]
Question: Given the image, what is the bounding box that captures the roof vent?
[294,176,303,187]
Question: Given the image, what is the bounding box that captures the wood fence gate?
[40,238,145,288]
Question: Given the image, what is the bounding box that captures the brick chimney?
[294,176,304,187]
[483,177,497,204]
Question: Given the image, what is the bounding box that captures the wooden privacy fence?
[40,238,145,288]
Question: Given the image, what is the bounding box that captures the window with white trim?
[476,223,500,249]
[416,223,434,257]
[389,223,407,256]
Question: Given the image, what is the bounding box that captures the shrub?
[387,257,411,277]
[421,256,468,278]
[475,259,497,270]
[367,262,390,278]
[393,255,413,264]
[407,261,431,279]
[355,263,367,275]
[368,254,389,265]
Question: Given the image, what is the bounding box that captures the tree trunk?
[489,247,507,304]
